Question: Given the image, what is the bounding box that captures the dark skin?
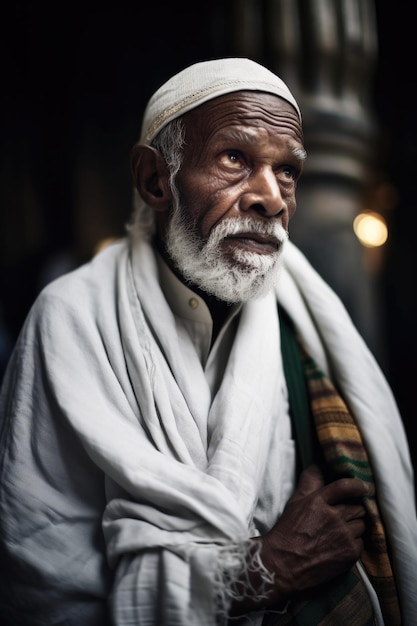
[132,91,304,334]
[131,91,369,612]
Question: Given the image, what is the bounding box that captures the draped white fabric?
[0,235,416,625]
[105,236,294,624]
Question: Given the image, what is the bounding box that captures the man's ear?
[131,144,172,212]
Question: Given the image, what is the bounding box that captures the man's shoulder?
[39,238,127,303]
[21,238,128,341]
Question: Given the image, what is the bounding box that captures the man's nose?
[240,167,285,218]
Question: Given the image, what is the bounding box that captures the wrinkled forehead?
[139,57,301,145]
[180,91,303,149]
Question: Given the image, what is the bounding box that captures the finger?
[343,504,367,521]
[334,503,367,526]
[323,477,369,505]
[296,464,325,495]
[347,517,367,540]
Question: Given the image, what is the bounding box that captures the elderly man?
[0,58,416,626]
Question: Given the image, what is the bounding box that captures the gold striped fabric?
[263,564,375,625]
[300,346,401,625]
[263,308,402,625]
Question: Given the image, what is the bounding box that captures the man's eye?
[220,150,243,168]
[279,165,297,181]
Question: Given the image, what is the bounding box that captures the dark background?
[1,3,415,482]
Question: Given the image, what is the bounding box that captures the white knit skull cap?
[139,57,301,144]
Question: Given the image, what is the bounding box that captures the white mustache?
[209,217,288,246]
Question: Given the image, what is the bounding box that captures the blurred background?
[1,1,415,490]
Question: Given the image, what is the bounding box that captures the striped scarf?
[264,307,402,625]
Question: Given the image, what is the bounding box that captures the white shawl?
[0,235,415,625]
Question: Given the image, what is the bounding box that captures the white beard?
[165,202,289,304]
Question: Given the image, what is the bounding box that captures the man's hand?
[260,464,369,599]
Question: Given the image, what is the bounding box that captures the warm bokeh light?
[94,237,120,255]
[353,211,388,248]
